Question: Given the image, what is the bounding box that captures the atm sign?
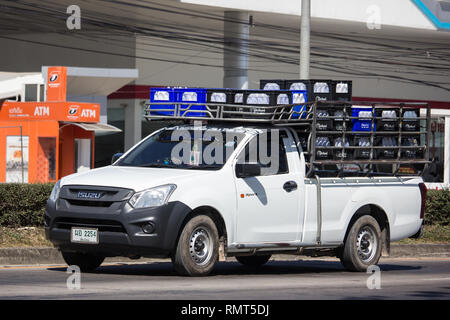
[66,105,97,121]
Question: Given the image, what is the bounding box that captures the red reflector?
[419,183,427,219]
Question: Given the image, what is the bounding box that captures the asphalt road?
[0,257,449,300]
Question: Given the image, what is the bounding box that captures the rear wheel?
[172,215,219,276]
[236,255,271,267]
[340,215,382,272]
[61,251,104,272]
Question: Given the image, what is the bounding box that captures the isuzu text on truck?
[45,99,429,276]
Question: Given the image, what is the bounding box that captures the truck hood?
[60,165,214,192]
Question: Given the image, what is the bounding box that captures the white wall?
[135,35,450,102]
[181,0,436,30]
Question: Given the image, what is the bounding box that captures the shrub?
[0,183,449,227]
[0,183,54,227]
[424,189,450,226]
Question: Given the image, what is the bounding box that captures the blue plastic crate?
[352,106,376,132]
[290,90,308,119]
[175,88,207,117]
[149,87,176,116]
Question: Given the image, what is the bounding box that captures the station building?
[0,0,449,187]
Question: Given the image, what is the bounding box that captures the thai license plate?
[71,228,99,244]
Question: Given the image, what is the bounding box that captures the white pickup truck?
[45,102,428,276]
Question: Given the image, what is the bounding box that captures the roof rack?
[144,101,314,123]
[144,100,431,178]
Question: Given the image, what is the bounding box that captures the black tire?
[340,215,382,272]
[172,215,219,276]
[235,255,271,267]
[61,251,104,272]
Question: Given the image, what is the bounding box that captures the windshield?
[115,127,245,170]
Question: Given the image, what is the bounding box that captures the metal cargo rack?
[144,100,431,178]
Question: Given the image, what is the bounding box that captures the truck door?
[234,129,301,243]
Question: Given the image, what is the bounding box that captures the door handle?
[283,181,297,192]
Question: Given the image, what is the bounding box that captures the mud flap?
[218,238,226,262]
[381,227,390,257]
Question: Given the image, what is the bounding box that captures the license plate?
[71,227,99,244]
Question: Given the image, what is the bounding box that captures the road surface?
[0,257,449,300]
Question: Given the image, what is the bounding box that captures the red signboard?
[0,101,100,123]
[46,66,67,102]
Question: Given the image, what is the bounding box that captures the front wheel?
[340,215,382,272]
[61,251,104,272]
[172,215,219,276]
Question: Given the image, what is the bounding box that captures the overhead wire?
[0,0,449,91]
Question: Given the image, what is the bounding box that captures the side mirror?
[236,163,261,178]
[111,153,124,164]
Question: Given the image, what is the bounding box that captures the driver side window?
[237,131,289,176]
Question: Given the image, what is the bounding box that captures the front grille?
[66,199,114,207]
[54,217,126,233]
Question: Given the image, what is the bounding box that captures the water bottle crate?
[333,137,353,160]
[402,109,420,131]
[352,106,376,132]
[332,80,352,102]
[376,109,399,131]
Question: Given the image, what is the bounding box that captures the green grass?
[0,225,449,248]
[397,225,450,244]
[0,227,53,248]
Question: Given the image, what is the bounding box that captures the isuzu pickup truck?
[45,101,428,276]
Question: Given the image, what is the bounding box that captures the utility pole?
[223,11,249,89]
[299,0,311,79]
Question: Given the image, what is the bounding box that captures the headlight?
[129,184,176,209]
[49,180,61,202]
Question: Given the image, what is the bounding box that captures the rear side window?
[237,131,289,176]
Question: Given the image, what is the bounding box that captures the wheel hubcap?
[356,225,378,263]
[189,227,212,265]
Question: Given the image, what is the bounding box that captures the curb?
[1,244,450,266]
[388,243,450,258]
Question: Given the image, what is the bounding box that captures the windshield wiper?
[134,163,221,170]
[182,165,221,170]
[136,163,178,168]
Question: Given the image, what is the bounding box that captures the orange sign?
[0,101,100,123]
[46,66,67,102]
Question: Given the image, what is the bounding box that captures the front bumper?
[45,193,191,258]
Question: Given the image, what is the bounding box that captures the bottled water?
[382,137,397,146]
[290,82,307,91]
[277,94,289,105]
[293,93,306,104]
[182,92,198,101]
[403,111,417,118]
[210,92,226,103]
[234,93,243,104]
[316,137,331,146]
[247,93,270,105]
[314,82,330,93]
[334,110,344,120]
[382,110,396,118]
[334,138,350,147]
[336,82,348,93]
[154,91,170,101]
[358,137,370,147]
[317,110,329,118]
[359,111,372,118]
[263,83,280,90]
